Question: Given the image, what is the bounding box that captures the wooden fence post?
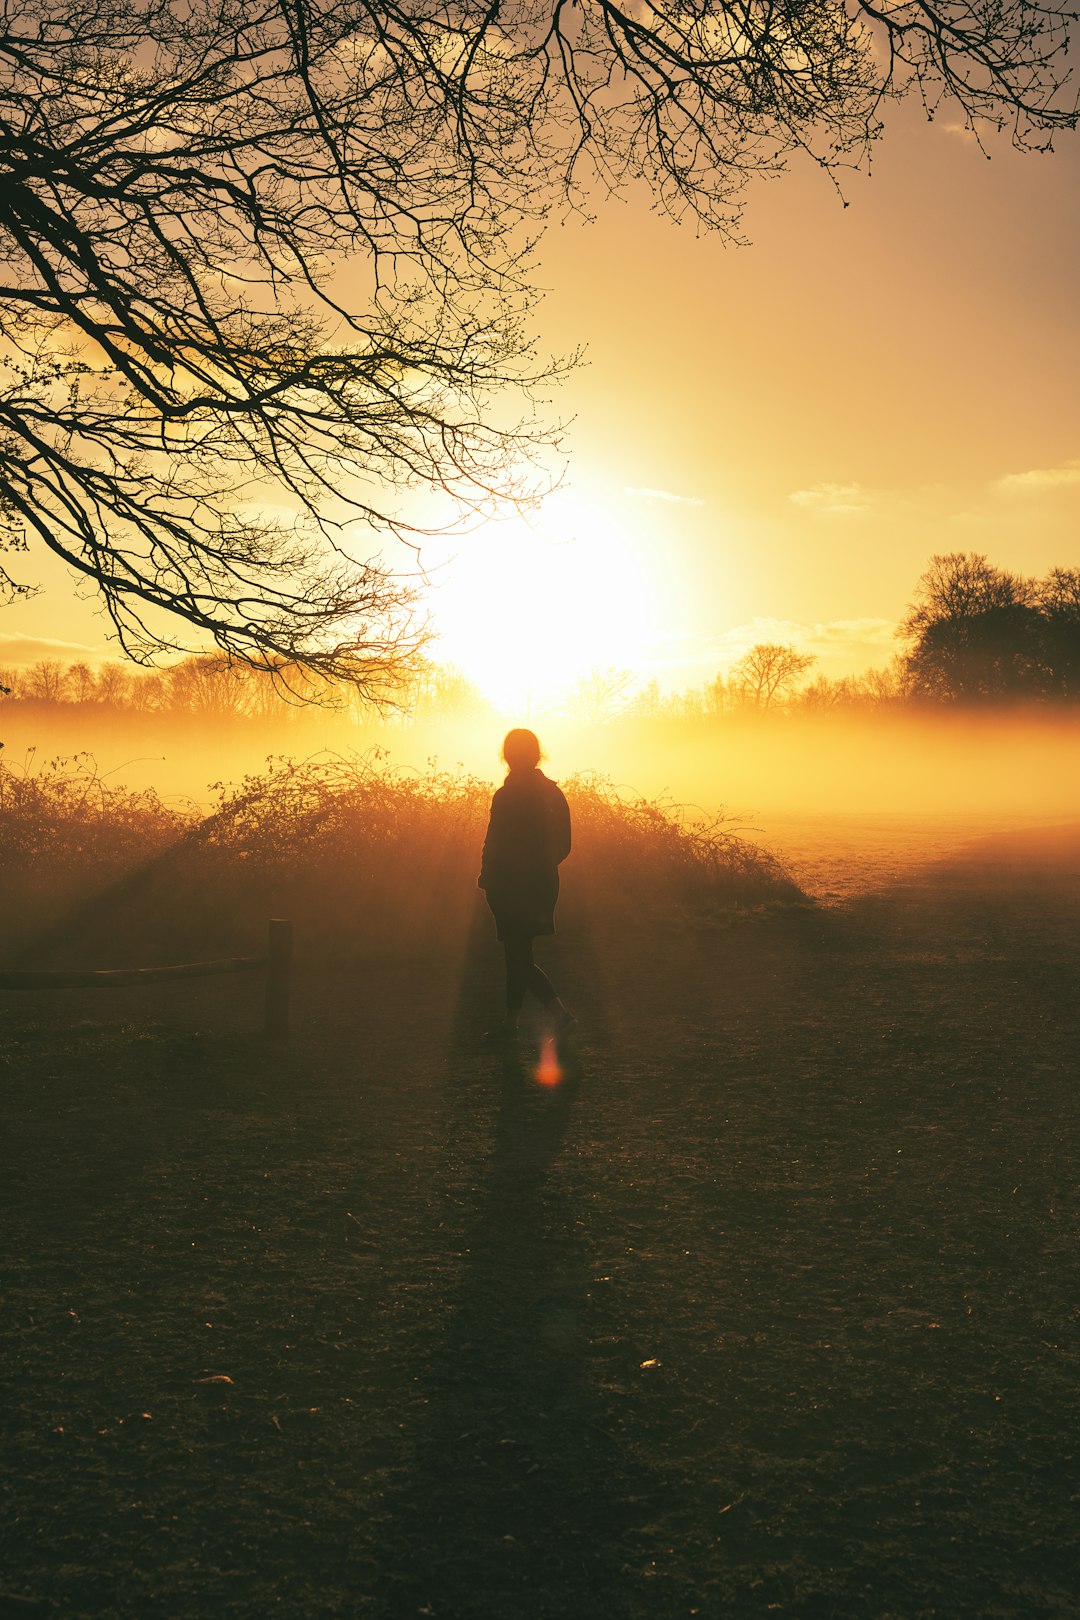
[264,919,293,1039]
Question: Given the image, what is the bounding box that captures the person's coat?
[478,769,571,939]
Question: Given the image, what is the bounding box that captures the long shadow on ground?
[369,922,641,1616]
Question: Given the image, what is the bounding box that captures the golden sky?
[4,98,1079,707]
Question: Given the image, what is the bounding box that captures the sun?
[426,491,658,716]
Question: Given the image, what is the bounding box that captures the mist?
[4,696,1078,829]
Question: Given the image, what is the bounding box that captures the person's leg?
[525,954,557,1007]
[504,933,575,1036]
[503,933,532,1013]
[526,940,577,1033]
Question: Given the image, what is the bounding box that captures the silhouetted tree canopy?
[1,1,1076,691]
[1035,566,1080,699]
[899,552,1080,702]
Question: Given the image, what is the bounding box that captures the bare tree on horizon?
[732,643,817,709]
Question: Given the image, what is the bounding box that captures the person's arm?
[478,793,499,889]
[551,785,571,865]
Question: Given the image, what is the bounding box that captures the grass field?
[2,811,1078,1618]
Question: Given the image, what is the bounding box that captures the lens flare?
[535,1033,563,1087]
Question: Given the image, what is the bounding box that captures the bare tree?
[93,660,134,707]
[731,643,816,709]
[700,674,730,720]
[861,658,913,706]
[569,666,637,724]
[797,657,911,710]
[1,1,1075,697]
[412,662,489,721]
[899,553,1035,636]
[126,670,168,713]
[797,672,849,711]
[165,654,255,717]
[66,661,98,704]
[623,676,663,719]
[21,658,70,702]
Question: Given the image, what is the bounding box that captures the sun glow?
[426,493,659,716]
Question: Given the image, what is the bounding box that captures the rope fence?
[0,918,293,1038]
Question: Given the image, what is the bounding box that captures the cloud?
[0,634,109,666]
[938,120,979,144]
[996,459,1080,493]
[712,617,812,659]
[648,616,897,683]
[789,482,872,515]
[808,617,896,652]
[623,485,704,507]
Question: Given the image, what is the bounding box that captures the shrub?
[563,771,801,916]
[0,754,189,959]
[191,756,802,953]
[0,752,802,966]
[0,754,185,873]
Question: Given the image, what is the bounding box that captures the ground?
[1,818,1077,1618]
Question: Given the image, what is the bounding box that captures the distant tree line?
[0,654,310,719]
[4,554,1078,726]
[0,652,492,727]
[596,554,1080,720]
[0,644,835,724]
[586,655,908,725]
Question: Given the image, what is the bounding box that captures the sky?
[4,92,1079,711]
[426,97,1080,706]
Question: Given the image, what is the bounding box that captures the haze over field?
[4,697,1078,835]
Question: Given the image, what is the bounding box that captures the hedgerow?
[0,752,801,964]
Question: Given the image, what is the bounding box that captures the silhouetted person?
[478,729,574,1040]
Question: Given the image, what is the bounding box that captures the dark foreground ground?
[2,825,1078,1619]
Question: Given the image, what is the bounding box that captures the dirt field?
[2,817,1078,1618]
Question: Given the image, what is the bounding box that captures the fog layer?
[4,704,1078,825]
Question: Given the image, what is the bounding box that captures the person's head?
[502,728,541,772]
